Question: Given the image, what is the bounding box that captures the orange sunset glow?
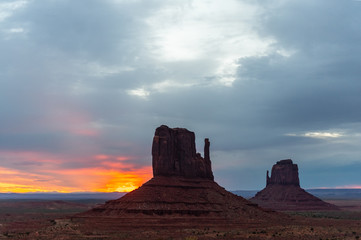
[0,151,153,193]
[0,166,152,193]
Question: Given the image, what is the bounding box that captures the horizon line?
[1,186,361,194]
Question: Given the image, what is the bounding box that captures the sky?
[1,0,361,192]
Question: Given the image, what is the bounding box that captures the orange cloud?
[0,151,152,193]
[116,156,132,161]
[96,167,152,192]
[95,154,110,160]
[0,167,79,193]
[94,154,133,161]
[40,166,152,193]
[0,165,152,193]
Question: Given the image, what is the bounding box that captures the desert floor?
[0,198,361,240]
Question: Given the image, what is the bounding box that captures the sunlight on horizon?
[0,166,152,193]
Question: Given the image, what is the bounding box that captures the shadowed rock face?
[251,159,339,211]
[266,159,300,187]
[152,125,214,180]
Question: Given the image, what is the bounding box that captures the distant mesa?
[75,125,280,227]
[266,159,300,187]
[251,159,339,211]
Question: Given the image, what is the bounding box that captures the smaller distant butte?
[250,159,339,211]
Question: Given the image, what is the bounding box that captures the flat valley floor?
[0,198,361,240]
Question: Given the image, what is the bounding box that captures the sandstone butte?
[75,125,284,227]
[250,159,339,211]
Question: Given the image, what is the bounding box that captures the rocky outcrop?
[76,125,280,227]
[251,159,339,211]
[266,159,299,186]
[152,125,213,180]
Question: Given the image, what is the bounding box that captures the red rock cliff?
[266,159,300,187]
[152,125,214,180]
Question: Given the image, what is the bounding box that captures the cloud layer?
[1,0,361,191]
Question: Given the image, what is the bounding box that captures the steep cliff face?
[251,159,339,211]
[152,125,214,180]
[266,159,300,187]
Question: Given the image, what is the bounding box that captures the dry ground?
[0,199,361,240]
[326,199,361,212]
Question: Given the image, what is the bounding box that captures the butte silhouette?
[76,125,280,227]
[250,159,339,211]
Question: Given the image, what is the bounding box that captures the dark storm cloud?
[234,0,361,131]
[215,0,361,189]
[11,0,150,62]
[259,0,361,49]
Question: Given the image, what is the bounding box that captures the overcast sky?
[1,0,361,192]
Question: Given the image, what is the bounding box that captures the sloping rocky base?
[251,184,339,211]
[75,176,281,226]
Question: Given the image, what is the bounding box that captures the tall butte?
[76,125,280,226]
[250,159,339,211]
[152,125,213,180]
